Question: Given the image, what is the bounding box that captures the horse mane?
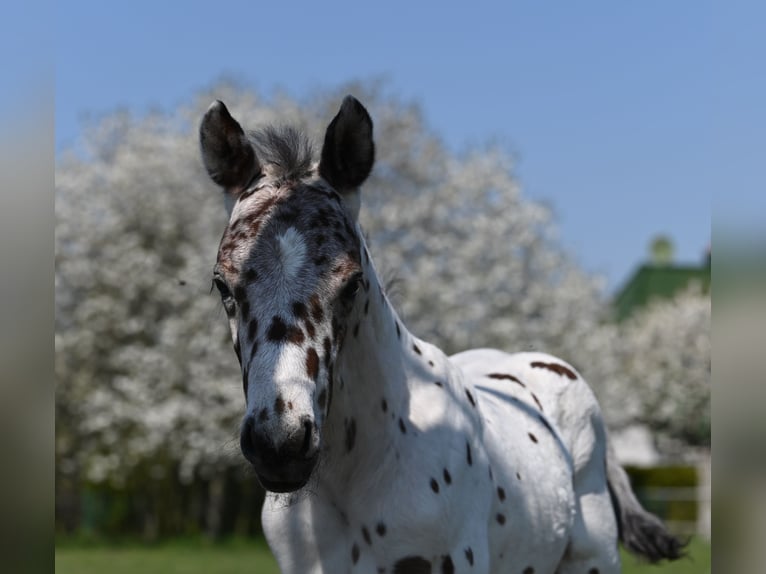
[250,125,314,181]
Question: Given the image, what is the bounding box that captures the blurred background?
[42,1,751,572]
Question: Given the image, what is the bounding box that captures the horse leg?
[555,429,621,574]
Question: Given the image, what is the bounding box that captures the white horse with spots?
[199,96,684,574]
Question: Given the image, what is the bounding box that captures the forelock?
[250,125,314,181]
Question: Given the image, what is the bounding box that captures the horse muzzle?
[240,414,319,492]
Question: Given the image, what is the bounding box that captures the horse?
[198,95,684,573]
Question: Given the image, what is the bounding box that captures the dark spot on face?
[258,408,268,422]
[443,468,452,484]
[496,513,506,525]
[306,348,319,381]
[497,486,505,501]
[267,316,288,342]
[244,268,258,283]
[344,417,357,452]
[528,432,538,443]
[310,294,323,322]
[362,525,371,545]
[240,298,250,319]
[487,372,525,387]
[465,389,476,407]
[393,556,431,574]
[275,396,285,414]
[430,478,439,493]
[292,301,307,320]
[428,360,434,367]
[530,361,578,380]
[287,401,293,410]
[441,555,454,574]
[381,398,388,412]
[434,381,443,388]
[464,547,474,566]
[247,318,258,341]
[412,343,422,355]
[398,418,406,434]
[466,441,473,466]
[287,325,305,344]
[305,320,316,339]
[352,543,359,564]
[376,522,386,537]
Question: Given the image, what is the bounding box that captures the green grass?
[55,536,710,574]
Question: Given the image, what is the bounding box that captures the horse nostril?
[240,416,259,465]
[300,418,313,456]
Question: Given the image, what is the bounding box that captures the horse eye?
[213,276,236,312]
[340,273,363,302]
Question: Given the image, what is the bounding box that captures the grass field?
[56,536,710,574]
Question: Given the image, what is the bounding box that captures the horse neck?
[320,233,433,481]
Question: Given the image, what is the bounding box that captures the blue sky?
[54,1,754,292]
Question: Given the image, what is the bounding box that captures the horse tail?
[606,440,687,563]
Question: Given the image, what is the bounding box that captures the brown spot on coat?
[530,361,577,380]
[306,348,319,381]
[376,522,386,536]
[466,441,473,466]
[496,513,506,525]
[412,343,422,355]
[497,486,506,501]
[287,325,305,344]
[528,432,538,443]
[465,389,476,407]
[487,372,526,387]
[267,316,288,342]
[531,392,544,411]
[430,478,439,493]
[292,301,308,320]
[443,468,452,484]
[362,525,371,545]
[352,543,360,564]
[398,418,407,434]
[464,547,474,565]
[275,397,285,414]
[310,294,324,322]
[393,556,431,574]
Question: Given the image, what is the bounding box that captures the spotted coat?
[199,96,684,574]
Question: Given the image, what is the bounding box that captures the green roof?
[613,263,710,321]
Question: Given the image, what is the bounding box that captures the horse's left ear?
[319,96,375,194]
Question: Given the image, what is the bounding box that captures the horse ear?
[200,100,261,195]
[319,96,375,193]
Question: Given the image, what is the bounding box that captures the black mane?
[250,125,314,181]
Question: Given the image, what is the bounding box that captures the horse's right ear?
[200,100,261,195]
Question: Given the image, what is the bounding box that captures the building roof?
[613,262,710,321]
